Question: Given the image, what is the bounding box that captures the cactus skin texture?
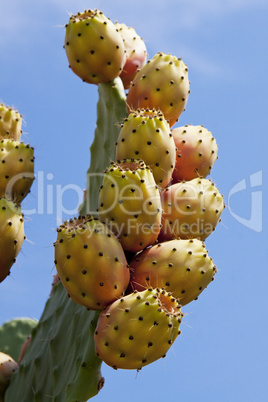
[0,318,37,362]
[0,352,18,401]
[98,159,162,252]
[54,215,130,310]
[0,198,25,283]
[0,104,22,141]
[5,79,127,401]
[115,109,176,188]
[115,23,147,89]
[94,288,183,370]
[172,125,218,182]
[126,52,190,127]
[64,9,126,85]
[159,178,225,241]
[129,239,216,306]
[0,139,34,203]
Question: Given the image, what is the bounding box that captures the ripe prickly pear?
[0,139,34,203]
[130,239,216,306]
[126,52,190,127]
[94,288,183,370]
[54,215,130,310]
[115,22,147,89]
[172,124,218,182]
[0,352,18,397]
[159,178,225,241]
[115,109,176,188]
[64,9,126,85]
[0,198,25,283]
[0,104,22,141]
[98,159,162,252]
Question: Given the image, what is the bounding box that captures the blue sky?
[0,1,267,401]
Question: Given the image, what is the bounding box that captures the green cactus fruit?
[0,139,34,203]
[160,178,225,241]
[0,198,25,283]
[54,215,130,310]
[0,352,18,400]
[0,104,22,141]
[0,318,37,362]
[98,159,162,252]
[130,239,217,306]
[115,22,147,89]
[94,288,183,370]
[64,9,126,85]
[115,109,176,188]
[126,52,190,127]
[172,124,218,182]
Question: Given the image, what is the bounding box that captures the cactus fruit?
[0,139,34,203]
[129,239,216,306]
[0,352,18,399]
[54,215,130,310]
[172,125,218,182]
[98,159,162,252]
[115,109,176,188]
[0,198,25,283]
[159,178,225,241]
[0,104,22,141]
[126,52,190,127]
[64,9,126,85]
[115,22,147,89]
[94,288,183,370]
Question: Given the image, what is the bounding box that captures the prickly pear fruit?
[64,9,126,85]
[94,288,183,370]
[0,352,18,397]
[98,159,162,252]
[115,22,147,89]
[0,198,25,283]
[126,52,190,127]
[54,215,130,310]
[115,109,176,188]
[0,139,34,203]
[160,178,224,241]
[172,125,218,182]
[0,104,22,141]
[130,239,216,306]
[18,335,31,364]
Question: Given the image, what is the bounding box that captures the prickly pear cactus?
[5,79,127,401]
[0,318,37,362]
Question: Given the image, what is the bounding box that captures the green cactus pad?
[5,283,103,401]
[0,318,37,362]
[5,78,127,401]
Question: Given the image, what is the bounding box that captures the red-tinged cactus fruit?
[0,352,19,397]
[172,124,218,182]
[130,239,216,306]
[115,109,176,188]
[159,178,225,242]
[0,104,22,141]
[0,198,25,283]
[0,139,34,203]
[126,52,190,127]
[115,22,147,89]
[18,335,31,364]
[64,9,126,85]
[94,288,183,370]
[98,159,162,253]
[54,215,130,310]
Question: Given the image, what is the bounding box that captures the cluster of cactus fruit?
[0,8,225,401]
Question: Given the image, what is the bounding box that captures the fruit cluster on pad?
[53,8,225,372]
